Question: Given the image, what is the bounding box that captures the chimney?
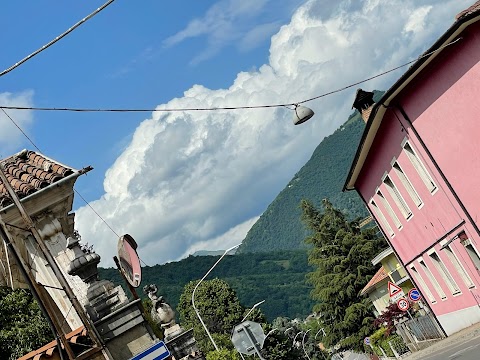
[352,89,375,123]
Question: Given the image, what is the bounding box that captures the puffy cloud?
[75,0,472,267]
[0,91,34,152]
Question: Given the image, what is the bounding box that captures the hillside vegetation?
[99,249,314,321]
[238,91,384,254]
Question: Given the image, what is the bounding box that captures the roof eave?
[343,12,480,192]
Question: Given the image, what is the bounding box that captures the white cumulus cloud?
[75,0,472,267]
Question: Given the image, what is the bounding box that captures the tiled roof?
[0,149,75,208]
[18,327,90,360]
[456,1,480,20]
[361,266,389,296]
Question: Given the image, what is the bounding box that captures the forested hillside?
[99,250,314,321]
[238,91,384,254]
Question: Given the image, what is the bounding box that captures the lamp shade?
[293,105,314,125]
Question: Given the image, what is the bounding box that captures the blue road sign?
[364,337,370,346]
[408,288,421,302]
[130,341,171,360]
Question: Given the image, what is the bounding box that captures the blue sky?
[0,0,472,267]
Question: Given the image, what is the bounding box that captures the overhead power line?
[0,37,461,114]
[0,0,116,78]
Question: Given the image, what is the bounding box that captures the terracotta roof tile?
[0,149,75,208]
[456,1,480,20]
[361,266,389,295]
[18,327,89,360]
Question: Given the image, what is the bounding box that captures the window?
[419,259,447,300]
[403,141,437,193]
[461,236,480,273]
[383,175,412,219]
[429,251,461,295]
[370,199,394,237]
[409,265,436,303]
[376,190,402,229]
[443,245,475,288]
[392,161,423,207]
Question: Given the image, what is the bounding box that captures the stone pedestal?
[95,299,157,360]
[166,329,205,360]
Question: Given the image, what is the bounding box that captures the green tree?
[301,198,385,352]
[0,287,54,360]
[206,348,241,360]
[177,278,245,353]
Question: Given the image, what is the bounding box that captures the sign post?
[232,321,266,360]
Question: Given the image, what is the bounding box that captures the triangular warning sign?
[388,281,402,297]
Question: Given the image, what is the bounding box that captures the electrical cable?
[0,108,122,242]
[0,38,462,114]
[0,0,116,78]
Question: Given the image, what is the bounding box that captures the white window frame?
[428,249,461,296]
[402,139,437,194]
[376,189,402,230]
[391,158,423,208]
[440,239,475,289]
[370,198,395,237]
[409,264,436,303]
[418,258,447,300]
[382,173,412,220]
[461,237,480,273]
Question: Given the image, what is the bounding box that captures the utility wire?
[0,108,121,241]
[0,0,116,78]
[0,37,462,113]
[1,108,40,152]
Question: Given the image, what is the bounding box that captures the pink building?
[344,2,480,335]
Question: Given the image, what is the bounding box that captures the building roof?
[343,1,480,191]
[0,149,85,209]
[457,1,480,19]
[361,266,389,296]
[371,247,394,266]
[18,327,90,360]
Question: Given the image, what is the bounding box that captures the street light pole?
[192,243,241,351]
[293,331,304,347]
[241,300,265,322]
[302,329,311,360]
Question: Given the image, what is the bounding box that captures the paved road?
[417,335,480,360]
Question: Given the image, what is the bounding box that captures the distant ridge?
[191,249,230,257]
[238,91,384,254]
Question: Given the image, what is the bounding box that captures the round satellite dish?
[117,234,142,288]
[293,105,314,125]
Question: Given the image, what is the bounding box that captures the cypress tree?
[301,198,385,352]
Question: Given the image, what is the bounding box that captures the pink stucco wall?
[355,22,480,318]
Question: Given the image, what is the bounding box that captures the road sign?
[388,281,402,297]
[130,341,171,360]
[117,234,142,288]
[232,321,266,357]
[397,298,410,312]
[364,337,371,346]
[408,288,422,302]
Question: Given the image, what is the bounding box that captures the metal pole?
[293,331,304,347]
[242,300,265,322]
[191,243,241,351]
[0,164,110,358]
[302,329,311,360]
[240,324,266,360]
